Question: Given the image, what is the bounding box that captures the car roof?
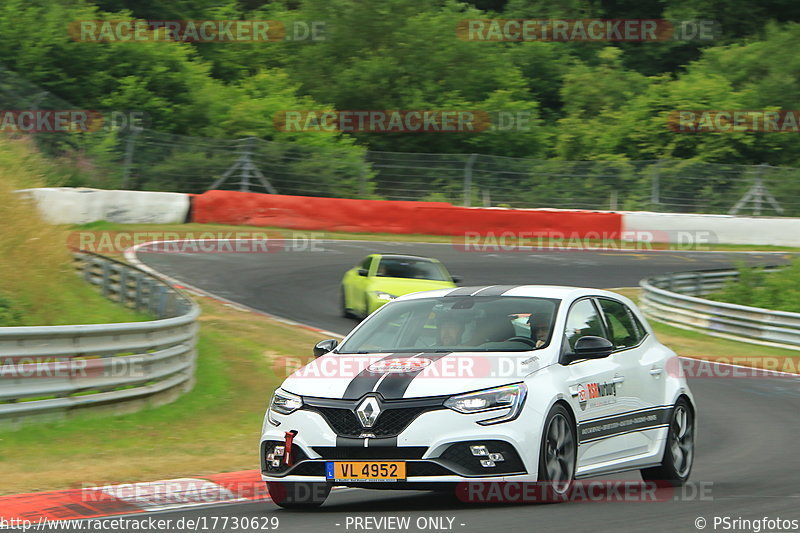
[396,285,625,301]
[375,254,437,262]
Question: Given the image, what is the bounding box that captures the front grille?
[310,407,425,437]
[313,446,427,460]
[289,462,327,476]
[439,440,525,476]
[302,396,446,438]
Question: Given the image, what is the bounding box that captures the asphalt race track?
[125,241,799,533]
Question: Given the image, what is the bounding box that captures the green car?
[341,254,460,318]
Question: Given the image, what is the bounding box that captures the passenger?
[530,315,552,348]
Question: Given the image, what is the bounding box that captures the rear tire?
[538,403,577,498]
[641,398,694,487]
[266,481,331,509]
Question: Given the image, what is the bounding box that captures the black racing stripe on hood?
[341,353,417,400]
[374,352,452,400]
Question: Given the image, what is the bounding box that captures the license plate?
[326,461,406,482]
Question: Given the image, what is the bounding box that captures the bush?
[708,259,800,313]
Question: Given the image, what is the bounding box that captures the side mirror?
[451,275,462,284]
[570,336,614,361]
[313,339,338,358]
[357,268,368,277]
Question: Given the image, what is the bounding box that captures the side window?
[564,299,606,352]
[360,256,373,272]
[599,299,644,349]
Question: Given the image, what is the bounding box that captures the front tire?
[340,287,354,318]
[362,295,371,319]
[266,481,331,509]
[538,403,577,498]
[641,398,694,486]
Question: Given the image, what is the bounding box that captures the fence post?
[730,162,784,216]
[463,153,477,207]
[650,160,662,208]
[120,129,141,189]
[359,167,368,198]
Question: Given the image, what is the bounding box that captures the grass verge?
[0,137,150,325]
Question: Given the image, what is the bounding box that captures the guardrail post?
[101,261,111,297]
[119,267,128,306]
[157,286,168,318]
[134,274,144,312]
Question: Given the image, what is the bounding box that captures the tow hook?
[283,430,298,466]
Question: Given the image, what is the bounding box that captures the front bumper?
[261,397,539,484]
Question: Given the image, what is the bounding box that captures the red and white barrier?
[191,190,623,238]
[18,187,800,246]
[622,211,800,247]
[19,188,191,225]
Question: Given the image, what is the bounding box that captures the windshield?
[338,296,560,353]
[375,258,449,281]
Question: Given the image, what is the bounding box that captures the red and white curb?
[0,470,269,522]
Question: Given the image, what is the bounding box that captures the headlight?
[270,389,303,415]
[371,291,397,301]
[444,383,527,425]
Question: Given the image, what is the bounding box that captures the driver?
[437,314,468,346]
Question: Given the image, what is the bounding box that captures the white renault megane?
[261,285,696,508]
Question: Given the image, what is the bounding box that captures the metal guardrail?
[0,252,200,426]
[640,267,800,350]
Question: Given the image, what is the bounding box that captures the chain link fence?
[3,64,800,216]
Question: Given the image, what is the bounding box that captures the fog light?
[480,459,496,468]
[470,445,489,456]
[488,453,505,462]
[274,446,285,457]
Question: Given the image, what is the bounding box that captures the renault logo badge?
[355,396,381,428]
